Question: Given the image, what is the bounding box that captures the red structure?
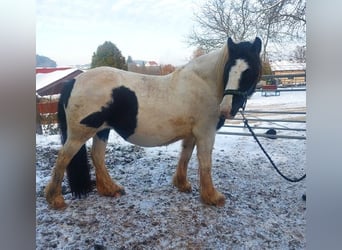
[36,67,72,74]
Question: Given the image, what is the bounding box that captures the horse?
[44,37,262,209]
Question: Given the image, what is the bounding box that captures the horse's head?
[220,37,262,119]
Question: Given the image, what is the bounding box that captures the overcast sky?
[36,0,207,66]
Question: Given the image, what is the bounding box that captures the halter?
[223,89,248,97]
[223,89,248,111]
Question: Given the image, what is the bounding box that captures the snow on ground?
[36,90,306,249]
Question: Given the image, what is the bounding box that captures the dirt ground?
[36,132,306,249]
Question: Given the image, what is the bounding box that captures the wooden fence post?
[36,95,43,135]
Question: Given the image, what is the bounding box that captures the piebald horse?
[45,37,262,209]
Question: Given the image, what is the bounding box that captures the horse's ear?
[252,37,262,54]
[227,37,236,50]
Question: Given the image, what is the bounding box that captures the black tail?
[58,79,92,198]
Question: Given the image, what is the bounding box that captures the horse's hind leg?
[173,136,196,192]
[91,129,125,197]
[45,138,87,209]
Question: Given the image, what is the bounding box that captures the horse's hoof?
[113,188,126,197]
[172,175,192,193]
[177,182,192,193]
[97,183,125,198]
[45,184,67,209]
[49,196,67,210]
[201,191,226,207]
[215,194,226,207]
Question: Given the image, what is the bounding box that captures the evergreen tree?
[91,41,127,70]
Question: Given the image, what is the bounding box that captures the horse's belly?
[125,116,192,147]
[126,133,184,147]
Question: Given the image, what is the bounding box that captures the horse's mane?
[215,43,229,89]
[178,43,229,91]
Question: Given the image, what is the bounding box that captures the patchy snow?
[36,90,306,249]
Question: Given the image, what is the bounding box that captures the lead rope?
[239,109,306,182]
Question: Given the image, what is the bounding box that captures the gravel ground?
[36,130,306,249]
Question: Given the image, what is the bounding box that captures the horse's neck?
[185,46,227,89]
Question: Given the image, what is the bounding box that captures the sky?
[36,0,206,67]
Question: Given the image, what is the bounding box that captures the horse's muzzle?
[220,109,234,119]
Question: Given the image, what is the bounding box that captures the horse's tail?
[57,79,92,198]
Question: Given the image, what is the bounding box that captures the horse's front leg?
[173,135,196,192]
[195,131,225,206]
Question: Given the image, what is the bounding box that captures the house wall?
[273,70,306,86]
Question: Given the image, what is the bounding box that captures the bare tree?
[293,45,306,62]
[188,0,306,61]
[188,0,257,51]
[191,47,206,59]
[255,0,306,61]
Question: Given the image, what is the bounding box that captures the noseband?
[223,89,248,111]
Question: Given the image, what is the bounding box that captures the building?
[269,60,306,86]
[127,60,161,75]
[36,67,83,96]
[36,67,84,133]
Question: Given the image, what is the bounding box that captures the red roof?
[36,67,72,74]
[147,61,158,66]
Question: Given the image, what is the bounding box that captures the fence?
[217,88,306,140]
[217,110,306,140]
[36,96,59,134]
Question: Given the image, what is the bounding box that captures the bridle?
[223,89,248,97]
[223,89,248,111]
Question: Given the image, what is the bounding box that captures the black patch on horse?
[81,86,138,140]
[216,115,226,130]
[96,129,110,142]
